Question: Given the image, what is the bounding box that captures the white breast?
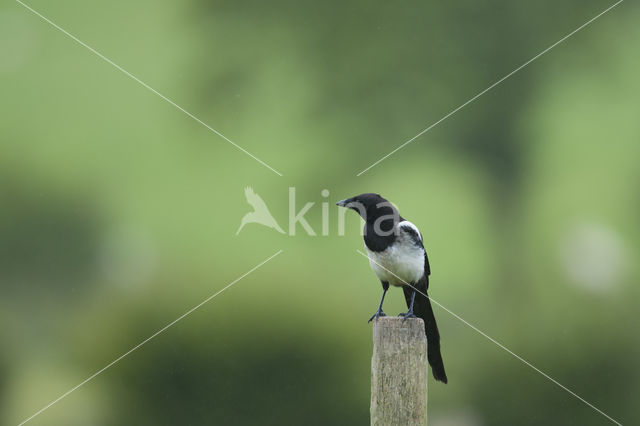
[365,221,425,286]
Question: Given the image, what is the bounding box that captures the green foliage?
[1,0,638,425]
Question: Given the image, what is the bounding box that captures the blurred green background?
[1,0,639,425]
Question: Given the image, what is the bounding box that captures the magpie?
[337,193,448,383]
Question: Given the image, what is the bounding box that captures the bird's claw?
[398,311,417,322]
[368,310,387,323]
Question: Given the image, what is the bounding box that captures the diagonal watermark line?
[17,249,284,426]
[356,249,622,425]
[356,0,624,176]
[16,0,283,177]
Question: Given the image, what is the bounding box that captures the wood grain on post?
[371,317,428,426]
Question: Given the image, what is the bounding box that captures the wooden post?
[371,317,428,426]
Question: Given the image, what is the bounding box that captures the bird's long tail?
[405,284,448,383]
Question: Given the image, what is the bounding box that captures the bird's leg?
[368,286,388,323]
[399,288,417,321]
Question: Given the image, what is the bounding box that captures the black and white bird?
[337,193,447,383]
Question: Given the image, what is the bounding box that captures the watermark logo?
[237,187,400,237]
[237,187,286,234]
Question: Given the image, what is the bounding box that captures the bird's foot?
[368,309,387,323]
[398,311,417,322]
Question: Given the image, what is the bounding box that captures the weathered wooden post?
[371,317,428,426]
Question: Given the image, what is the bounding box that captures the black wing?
[424,250,431,279]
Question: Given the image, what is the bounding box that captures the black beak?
[336,198,351,207]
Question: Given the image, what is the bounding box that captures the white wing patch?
[398,220,422,241]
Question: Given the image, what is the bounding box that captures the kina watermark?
[236,187,400,236]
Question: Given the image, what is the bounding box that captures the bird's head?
[336,193,399,224]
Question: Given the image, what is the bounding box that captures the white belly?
[366,242,424,286]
